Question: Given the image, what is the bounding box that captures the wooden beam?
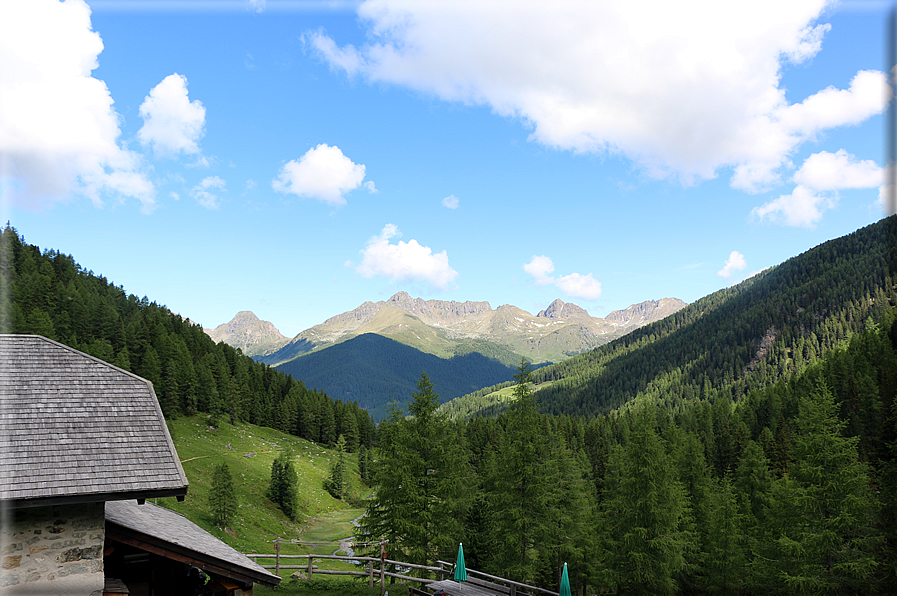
[106,530,271,588]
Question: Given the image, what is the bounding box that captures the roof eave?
[1,486,189,510]
[105,522,281,587]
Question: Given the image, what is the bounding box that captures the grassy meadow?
[154,415,372,577]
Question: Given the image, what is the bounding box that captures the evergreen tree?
[702,476,747,595]
[325,434,348,499]
[488,358,552,583]
[209,462,237,526]
[357,375,470,570]
[597,410,692,596]
[357,444,371,486]
[761,381,879,593]
[268,450,299,520]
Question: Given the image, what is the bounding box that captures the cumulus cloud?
[753,149,883,227]
[0,0,155,212]
[309,1,888,191]
[792,149,881,190]
[138,73,206,159]
[356,224,458,289]
[442,194,459,209]
[751,185,835,228]
[523,255,602,300]
[273,144,373,206]
[191,176,226,209]
[717,251,747,278]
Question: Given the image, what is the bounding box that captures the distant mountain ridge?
[256,292,686,365]
[204,311,289,358]
[275,333,521,420]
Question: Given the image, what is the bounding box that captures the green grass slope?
[154,416,367,557]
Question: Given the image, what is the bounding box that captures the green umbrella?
[453,543,467,582]
[559,562,571,596]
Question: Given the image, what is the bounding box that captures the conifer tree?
[268,450,299,520]
[325,434,348,499]
[761,381,879,593]
[209,462,237,526]
[488,358,552,583]
[597,410,692,596]
[357,375,470,570]
[702,476,747,594]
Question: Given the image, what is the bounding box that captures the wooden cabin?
[0,335,280,595]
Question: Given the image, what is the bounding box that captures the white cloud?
[717,251,747,278]
[273,144,373,206]
[752,149,883,227]
[792,149,881,190]
[523,255,555,285]
[751,185,835,228]
[191,176,226,209]
[310,1,888,191]
[523,255,601,300]
[356,224,458,289]
[0,0,155,212]
[137,73,206,158]
[442,194,459,209]
[555,272,603,301]
[247,0,266,13]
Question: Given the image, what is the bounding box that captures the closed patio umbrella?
[559,562,571,596]
[453,543,467,582]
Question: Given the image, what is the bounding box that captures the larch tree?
[357,375,470,571]
[209,462,237,527]
[488,358,553,584]
[762,381,879,594]
[268,450,299,520]
[597,410,693,596]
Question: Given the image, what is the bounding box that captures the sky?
[1,0,894,338]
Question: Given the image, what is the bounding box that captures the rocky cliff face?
[204,311,290,358]
[604,298,688,326]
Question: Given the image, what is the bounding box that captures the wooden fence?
[244,552,560,596]
[245,552,443,589]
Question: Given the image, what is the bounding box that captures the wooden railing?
[434,560,559,596]
[245,553,444,590]
[244,552,560,596]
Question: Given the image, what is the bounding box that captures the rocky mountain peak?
[537,299,566,318]
[204,310,289,358]
[537,299,589,319]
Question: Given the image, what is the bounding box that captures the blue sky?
[1,0,893,337]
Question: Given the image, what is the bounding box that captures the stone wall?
[1,502,105,596]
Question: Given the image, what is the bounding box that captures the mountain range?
[208,293,687,366]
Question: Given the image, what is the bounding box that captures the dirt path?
[331,514,365,556]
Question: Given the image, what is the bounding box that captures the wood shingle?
[0,334,189,507]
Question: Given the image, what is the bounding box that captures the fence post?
[274,538,281,577]
[308,555,314,579]
[380,539,386,595]
[368,560,374,588]
[509,585,516,596]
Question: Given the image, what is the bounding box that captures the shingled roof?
[0,334,188,507]
[106,500,281,588]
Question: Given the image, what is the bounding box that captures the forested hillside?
[0,225,374,451]
[275,333,519,420]
[528,216,897,417]
[363,308,897,594]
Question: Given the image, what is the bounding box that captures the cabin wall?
[1,502,105,595]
